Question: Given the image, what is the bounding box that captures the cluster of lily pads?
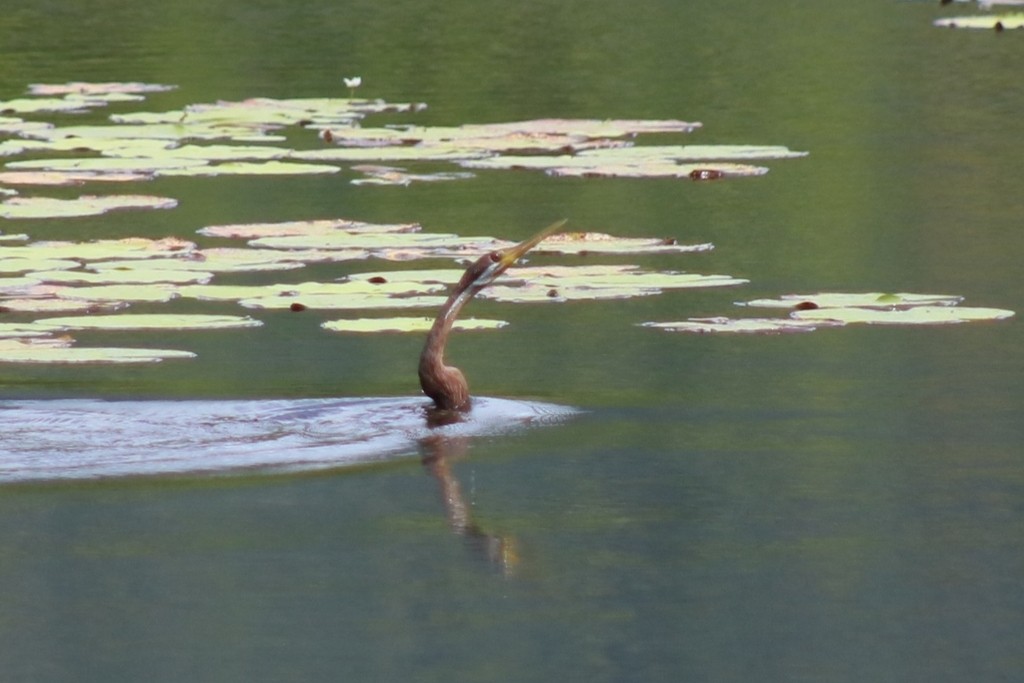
[933,0,1024,30]
[642,292,1014,335]
[0,81,1013,363]
[0,211,747,362]
[0,79,808,212]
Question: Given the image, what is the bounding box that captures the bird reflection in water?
[420,434,519,575]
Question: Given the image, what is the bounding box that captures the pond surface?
[2,1,1023,681]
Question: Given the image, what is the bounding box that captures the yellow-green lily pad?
[792,306,1015,325]
[0,298,128,314]
[350,164,475,186]
[33,313,263,331]
[158,160,340,177]
[0,170,152,186]
[482,265,747,302]
[0,194,178,219]
[0,323,54,339]
[30,268,213,285]
[641,317,831,334]
[55,284,180,303]
[197,218,422,240]
[5,156,208,174]
[0,338,196,364]
[934,14,1024,29]
[240,292,445,311]
[738,292,963,310]
[322,316,507,334]
[27,82,177,96]
[533,232,714,255]
[0,257,80,274]
[1,237,195,262]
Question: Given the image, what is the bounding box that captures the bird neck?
[419,285,476,411]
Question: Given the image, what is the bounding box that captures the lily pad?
[27,82,177,96]
[482,265,747,302]
[350,165,475,186]
[0,323,54,339]
[32,313,263,331]
[0,298,128,314]
[239,293,446,311]
[197,218,422,240]
[0,117,54,137]
[5,156,209,174]
[454,147,782,179]
[934,14,1024,29]
[102,143,292,161]
[0,194,178,219]
[0,338,195,364]
[157,160,340,177]
[738,292,964,310]
[0,97,107,115]
[641,317,831,334]
[533,232,714,255]
[0,170,153,186]
[1,237,195,262]
[0,257,80,274]
[89,247,363,273]
[30,268,213,285]
[54,284,180,303]
[792,305,1015,325]
[293,145,489,163]
[322,317,507,334]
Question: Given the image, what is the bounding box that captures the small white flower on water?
[343,76,362,89]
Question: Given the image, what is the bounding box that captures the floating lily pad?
[0,97,106,115]
[0,194,178,219]
[0,298,128,314]
[459,149,790,179]
[482,265,747,302]
[103,143,292,161]
[2,237,195,262]
[350,165,475,186]
[738,292,964,310]
[5,156,209,174]
[0,257,80,274]
[32,313,263,331]
[158,160,340,177]
[345,268,464,285]
[246,230,496,254]
[239,293,446,311]
[0,170,152,186]
[934,14,1024,29]
[197,218,422,240]
[792,305,1015,325]
[534,232,714,255]
[322,317,507,334]
[27,82,177,96]
[89,247,362,274]
[0,323,54,339]
[294,145,489,163]
[30,268,213,285]
[0,117,54,137]
[54,284,180,303]
[641,317,830,334]
[0,338,195,364]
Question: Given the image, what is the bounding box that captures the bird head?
[456,219,566,294]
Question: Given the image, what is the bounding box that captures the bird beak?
[498,219,567,269]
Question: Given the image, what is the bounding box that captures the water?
[1,0,1023,681]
